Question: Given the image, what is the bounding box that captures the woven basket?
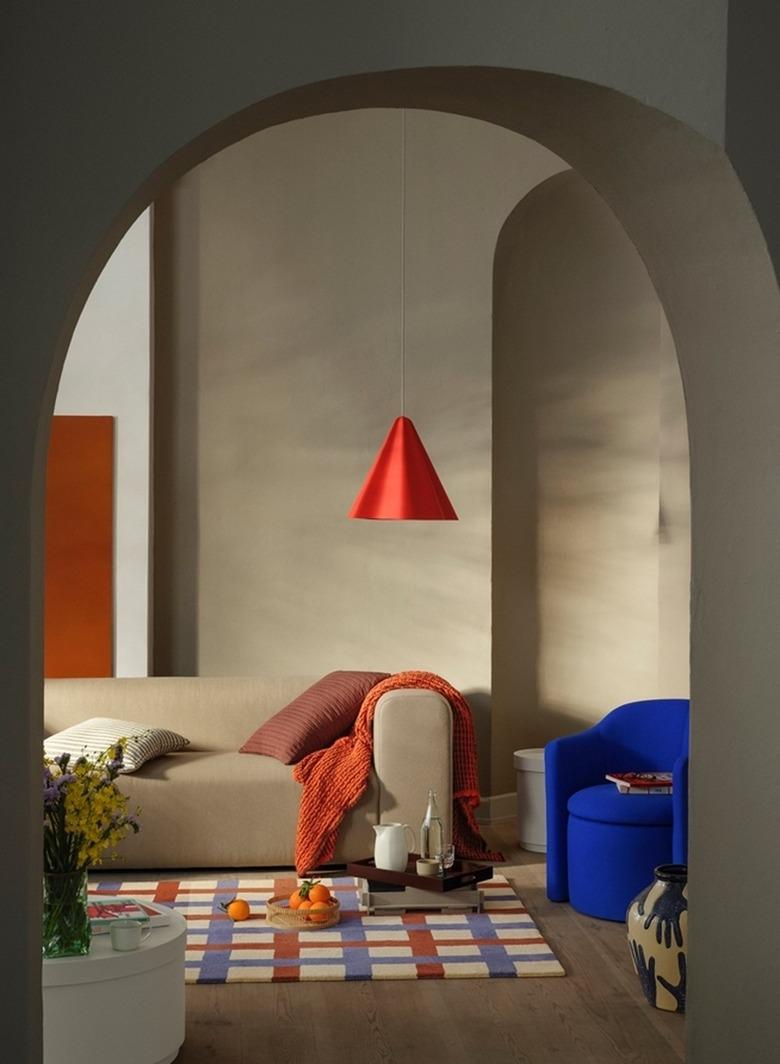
[266,895,341,931]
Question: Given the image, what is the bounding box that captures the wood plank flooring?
[113,821,685,1063]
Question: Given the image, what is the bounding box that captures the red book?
[605,771,673,794]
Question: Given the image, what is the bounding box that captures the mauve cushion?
[239,671,389,764]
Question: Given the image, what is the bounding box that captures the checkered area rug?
[90,874,565,983]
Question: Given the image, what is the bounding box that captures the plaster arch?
[492,166,691,794]
[12,68,780,1064]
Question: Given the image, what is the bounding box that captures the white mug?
[110,918,152,951]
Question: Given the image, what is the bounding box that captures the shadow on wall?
[153,182,202,678]
[491,170,689,792]
[533,702,606,744]
[462,689,492,788]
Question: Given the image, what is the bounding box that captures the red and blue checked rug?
[90,874,564,983]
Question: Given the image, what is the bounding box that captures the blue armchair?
[545,699,689,921]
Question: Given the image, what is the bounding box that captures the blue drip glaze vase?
[626,863,687,1012]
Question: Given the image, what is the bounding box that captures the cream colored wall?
[155,116,690,797]
[492,171,689,793]
[153,109,567,787]
[659,313,692,694]
[55,210,151,677]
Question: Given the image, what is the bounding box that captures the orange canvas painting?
[44,415,114,677]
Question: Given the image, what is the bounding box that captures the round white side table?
[43,910,186,1064]
[513,747,547,852]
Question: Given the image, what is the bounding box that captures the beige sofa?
[44,676,453,869]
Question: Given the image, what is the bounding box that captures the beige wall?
[55,210,151,677]
[493,171,689,793]
[154,117,690,798]
[153,109,567,786]
[659,313,692,694]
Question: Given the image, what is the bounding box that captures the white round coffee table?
[42,910,186,1064]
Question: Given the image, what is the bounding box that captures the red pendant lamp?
[349,111,458,521]
[349,415,457,519]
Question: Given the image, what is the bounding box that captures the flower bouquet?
[43,744,140,958]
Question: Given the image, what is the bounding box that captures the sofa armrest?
[372,689,453,850]
[545,725,611,901]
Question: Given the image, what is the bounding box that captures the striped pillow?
[240,670,389,764]
[43,717,190,773]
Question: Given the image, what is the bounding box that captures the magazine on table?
[605,771,673,794]
[87,895,172,932]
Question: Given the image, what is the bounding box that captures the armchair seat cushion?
[568,784,673,827]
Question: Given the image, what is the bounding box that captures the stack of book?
[87,896,172,934]
[605,771,673,795]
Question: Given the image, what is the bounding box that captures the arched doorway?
[10,68,780,1063]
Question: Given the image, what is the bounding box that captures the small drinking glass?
[436,844,456,875]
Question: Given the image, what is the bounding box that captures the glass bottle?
[419,789,444,861]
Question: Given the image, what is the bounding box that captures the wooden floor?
[120,822,686,1063]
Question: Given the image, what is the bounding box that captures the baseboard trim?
[475,792,515,824]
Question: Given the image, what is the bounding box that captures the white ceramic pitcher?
[373,823,415,872]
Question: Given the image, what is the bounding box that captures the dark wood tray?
[346,854,494,893]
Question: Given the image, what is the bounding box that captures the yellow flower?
[45,747,140,870]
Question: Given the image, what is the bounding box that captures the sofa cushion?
[44,716,190,773]
[568,784,673,827]
[239,670,389,764]
[109,750,378,868]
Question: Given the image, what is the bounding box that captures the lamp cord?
[400,108,406,418]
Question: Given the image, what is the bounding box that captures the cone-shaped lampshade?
[349,416,458,520]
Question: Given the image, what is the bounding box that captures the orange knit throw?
[293,670,503,874]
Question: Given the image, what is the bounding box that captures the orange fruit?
[297,899,312,912]
[308,902,331,924]
[288,890,303,910]
[220,897,250,921]
[308,884,331,905]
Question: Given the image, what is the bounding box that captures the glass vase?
[42,869,92,958]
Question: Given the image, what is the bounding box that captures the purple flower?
[43,771,76,811]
